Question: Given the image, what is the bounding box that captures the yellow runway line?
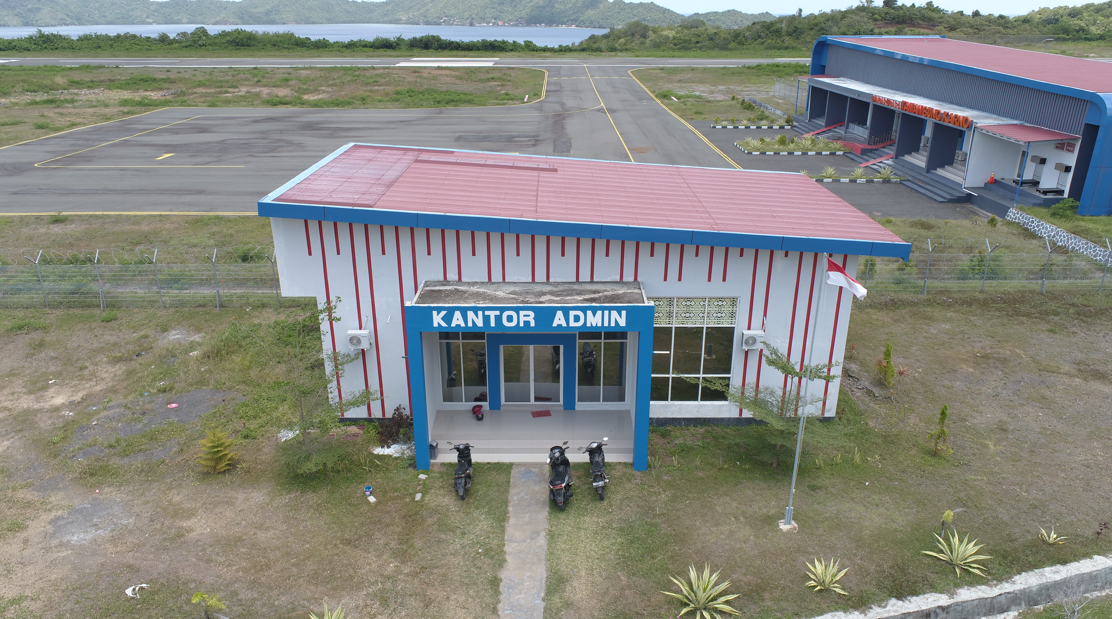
[584,65,634,164]
[35,116,204,167]
[627,69,742,170]
[0,107,171,152]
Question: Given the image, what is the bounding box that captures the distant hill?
[0,0,776,29]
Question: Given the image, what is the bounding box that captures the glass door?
[501,345,562,404]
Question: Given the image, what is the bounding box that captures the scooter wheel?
[597,487,606,501]
[556,501,566,511]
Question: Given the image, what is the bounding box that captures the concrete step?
[902,152,927,167]
[935,166,965,184]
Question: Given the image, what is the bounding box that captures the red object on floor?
[531,410,552,418]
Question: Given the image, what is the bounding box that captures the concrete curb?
[815,178,902,184]
[807,554,1112,619]
[713,125,793,129]
[735,144,846,156]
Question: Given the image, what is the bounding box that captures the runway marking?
[0,107,171,152]
[156,153,175,160]
[397,62,495,67]
[627,68,742,170]
[584,65,634,163]
[34,116,244,169]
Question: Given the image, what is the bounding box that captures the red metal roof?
[978,124,1079,143]
[833,37,1112,93]
[271,144,905,247]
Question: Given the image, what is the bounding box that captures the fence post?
[1041,238,1056,295]
[145,249,164,308]
[93,249,105,310]
[24,250,47,309]
[922,238,933,295]
[980,240,999,293]
[863,256,871,288]
[1101,239,1110,293]
[209,249,221,310]
[267,253,280,309]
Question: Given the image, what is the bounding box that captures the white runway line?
[397,62,496,67]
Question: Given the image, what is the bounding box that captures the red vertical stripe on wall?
[317,221,342,409]
[695,246,700,258]
[516,234,520,257]
[546,237,551,282]
[795,253,820,404]
[821,255,849,414]
[394,226,413,414]
[364,225,387,417]
[500,233,506,281]
[486,232,492,282]
[333,222,341,255]
[304,220,313,256]
[650,242,655,258]
[426,229,432,256]
[619,240,626,280]
[349,224,372,416]
[590,239,596,281]
[740,248,744,258]
[440,230,448,281]
[677,245,685,282]
[605,239,610,257]
[561,237,566,257]
[739,249,761,412]
[754,250,776,395]
[531,235,536,282]
[782,253,805,395]
[663,244,670,281]
[707,247,714,283]
[721,246,729,282]
[456,230,463,281]
[409,228,418,293]
[380,225,386,256]
[471,231,476,257]
[575,238,581,280]
[634,241,640,281]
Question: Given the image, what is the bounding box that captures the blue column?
[405,310,431,471]
[633,327,654,471]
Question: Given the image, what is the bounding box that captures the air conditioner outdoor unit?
[347,329,372,350]
[740,330,765,350]
[1031,155,1047,165]
[1054,163,1072,173]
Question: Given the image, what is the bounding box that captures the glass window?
[649,298,738,402]
[577,331,627,403]
[440,332,487,403]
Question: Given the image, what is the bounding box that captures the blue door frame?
[485,333,577,411]
[404,304,654,472]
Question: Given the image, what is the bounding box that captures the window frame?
[650,298,738,403]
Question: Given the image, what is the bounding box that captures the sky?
[634,0,1072,16]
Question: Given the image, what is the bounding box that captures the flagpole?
[783,255,829,530]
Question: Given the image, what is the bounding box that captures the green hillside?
[0,0,772,29]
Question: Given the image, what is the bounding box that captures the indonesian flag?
[826,257,868,299]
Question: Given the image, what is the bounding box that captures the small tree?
[876,342,895,388]
[928,404,952,456]
[191,592,226,619]
[196,430,238,474]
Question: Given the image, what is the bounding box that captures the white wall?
[273,219,859,420]
[1028,140,1080,192]
[965,130,1021,188]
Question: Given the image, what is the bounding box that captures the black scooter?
[580,342,597,383]
[547,441,573,511]
[581,437,609,500]
[448,442,473,500]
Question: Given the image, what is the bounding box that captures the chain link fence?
[773,78,807,115]
[0,247,286,310]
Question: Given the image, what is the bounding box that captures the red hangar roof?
[831,37,1112,94]
[259,144,910,259]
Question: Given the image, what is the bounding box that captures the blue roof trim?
[782,236,873,256]
[871,241,913,260]
[324,205,417,227]
[600,224,692,245]
[691,230,783,251]
[419,213,509,233]
[510,219,599,238]
[258,201,324,222]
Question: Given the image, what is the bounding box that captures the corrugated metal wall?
[826,46,1089,135]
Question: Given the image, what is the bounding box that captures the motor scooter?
[581,437,609,500]
[547,441,573,511]
[580,342,597,383]
[448,442,473,500]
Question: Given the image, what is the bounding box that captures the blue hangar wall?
[810,36,1112,217]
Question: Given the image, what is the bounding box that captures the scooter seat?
[550,465,569,486]
[455,462,469,477]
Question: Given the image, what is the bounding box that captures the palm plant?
[741,137,760,151]
[875,165,895,180]
[805,558,849,595]
[921,530,992,577]
[309,603,347,619]
[819,166,838,179]
[662,564,741,618]
[850,167,867,179]
[196,430,238,474]
[1039,526,1068,545]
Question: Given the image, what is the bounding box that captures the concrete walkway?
[497,464,549,618]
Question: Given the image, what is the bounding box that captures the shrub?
[191,592,226,619]
[819,166,837,179]
[922,530,991,577]
[729,116,736,125]
[784,114,793,124]
[927,405,952,456]
[850,167,866,179]
[310,603,347,619]
[987,215,999,227]
[197,430,239,474]
[957,249,1007,280]
[1039,526,1067,545]
[1049,198,1079,219]
[805,558,849,595]
[379,404,412,447]
[877,342,895,388]
[662,564,741,618]
[776,133,789,146]
[876,166,895,180]
[714,116,720,125]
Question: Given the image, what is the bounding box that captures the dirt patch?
[50,497,132,545]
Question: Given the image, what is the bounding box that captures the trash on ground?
[189,351,200,356]
[417,474,428,480]
[125,584,149,598]
[277,429,299,442]
[415,493,422,501]
[62,411,73,416]
[48,380,56,384]
[363,486,373,496]
[167,403,178,409]
[373,443,414,457]
[367,495,377,503]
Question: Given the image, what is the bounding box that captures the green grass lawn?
[1018,206,1112,247]
[632,64,807,122]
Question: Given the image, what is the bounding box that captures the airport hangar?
[801,35,1112,216]
[258,144,910,471]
